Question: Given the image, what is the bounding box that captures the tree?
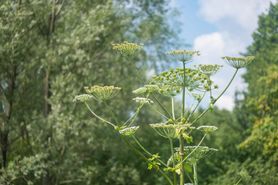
[0,0,176,184]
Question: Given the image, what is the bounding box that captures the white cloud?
[193,32,246,65]
[215,95,235,111]
[199,0,277,32]
[190,0,276,110]
[169,0,177,8]
[193,32,225,64]
[146,69,155,79]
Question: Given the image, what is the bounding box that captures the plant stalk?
[84,102,116,128]
[170,97,177,184]
[153,95,172,118]
[169,138,177,184]
[171,97,176,120]
[193,163,198,185]
[179,61,187,185]
[179,135,185,185]
[132,136,167,167]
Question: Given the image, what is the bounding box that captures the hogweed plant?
[74,42,254,185]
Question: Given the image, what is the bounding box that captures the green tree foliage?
[0,0,176,184]
[239,3,278,157]
[194,109,243,184]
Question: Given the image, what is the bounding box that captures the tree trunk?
[0,65,17,168]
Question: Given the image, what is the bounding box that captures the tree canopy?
[0,0,176,184]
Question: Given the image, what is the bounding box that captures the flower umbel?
[133,97,154,104]
[222,56,255,69]
[149,68,212,96]
[112,41,143,55]
[167,49,200,62]
[150,123,192,139]
[197,64,222,76]
[197,125,218,134]
[182,146,218,164]
[84,85,121,101]
[118,126,139,136]
[132,85,160,95]
[167,50,200,56]
[73,94,94,102]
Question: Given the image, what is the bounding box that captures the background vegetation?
[0,1,277,185]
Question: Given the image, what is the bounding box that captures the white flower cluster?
[222,56,255,69]
[112,41,143,55]
[84,85,121,101]
[73,94,94,102]
[133,97,154,104]
[197,125,218,134]
[119,126,139,136]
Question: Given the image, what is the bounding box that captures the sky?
[170,0,277,110]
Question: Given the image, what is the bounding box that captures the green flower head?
[197,125,218,134]
[84,85,121,101]
[150,123,192,139]
[132,85,160,95]
[112,41,143,55]
[118,126,139,136]
[183,146,218,164]
[167,50,200,57]
[222,56,255,69]
[73,94,94,102]
[167,49,200,62]
[197,64,222,76]
[149,68,211,96]
[133,97,154,104]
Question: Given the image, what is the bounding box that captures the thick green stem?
[193,163,198,185]
[170,97,177,183]
[179,61,187,185]
[169,96,177,184]
[169,138,177,184]
[179,135,185,185]
[182,62,186,117]
[171,97,176,120]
